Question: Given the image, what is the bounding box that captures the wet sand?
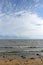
[0,58,43,65]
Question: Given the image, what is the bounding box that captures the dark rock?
[36,54,40,56]
[30,57,34,59]
[21,56,26,59]
[3,56,5,58]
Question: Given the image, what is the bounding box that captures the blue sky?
[0,0,43,39]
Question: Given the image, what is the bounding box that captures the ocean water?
[0,39,43,58]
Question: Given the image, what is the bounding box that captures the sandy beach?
[0,58,43,65]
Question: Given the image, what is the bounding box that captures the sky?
[0,0,43,39]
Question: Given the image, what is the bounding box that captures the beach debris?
[30,57,34,59]
[21,55,26,59]
[9,59,13,61]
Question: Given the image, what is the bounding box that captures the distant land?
[0,35,43,39]
[0,35,30,39]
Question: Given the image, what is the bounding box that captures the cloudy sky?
[0,0,43,39]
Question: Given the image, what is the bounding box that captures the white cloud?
[0,11,43,38]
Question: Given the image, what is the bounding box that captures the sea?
[0,39,43,58]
